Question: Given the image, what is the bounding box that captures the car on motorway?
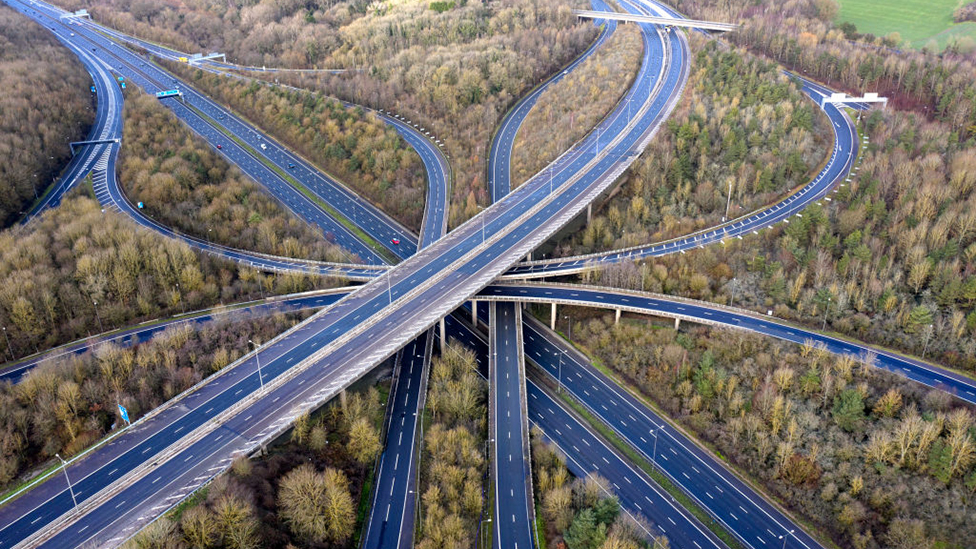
[391,238,400,245]
[288,162,295,169]
[260,143,267,150]
[216,144,222,150]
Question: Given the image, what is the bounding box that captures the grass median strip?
[185,103,399,265]
[527,364,744,549]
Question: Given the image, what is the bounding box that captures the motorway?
[520,312,821,549]
[68,3,449,257]
[0,0,688,542]
[489,303,535,549]
[482,283,976,406]
[17,0,454,268]
[445,313,724,549]
[0,290,349,385]
[6,275,976,546]
[360,331,432,549]
[488,0,616,202]
[0,2,907,549]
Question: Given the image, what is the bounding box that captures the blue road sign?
[137,202,143,209]
[118,403,130,424]
[90,85,96,93]
[120,82,126,89]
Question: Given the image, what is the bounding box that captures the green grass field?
[836,0,976,50]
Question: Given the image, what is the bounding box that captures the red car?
[391,238,400,245]
[216,144,222,149]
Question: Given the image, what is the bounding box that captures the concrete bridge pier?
[440,317,446,351]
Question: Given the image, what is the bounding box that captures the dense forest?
[556,37,827,257]
[120,90,351,262]
[162,67,426,230]
[565,312,976,548]
[126,385,386,548]
[0,190,336,363]
[0,312,307,490]
[0,4,94,227]
[511,23,643,189]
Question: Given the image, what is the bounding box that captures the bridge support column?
[440,317,446,351]
[587,204,592,225]
[551,303,557,330]
[472,300,477,326]
[339,389,347,410]
[674,318,681,330]
[615,309,621,325]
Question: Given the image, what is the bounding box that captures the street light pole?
[56,453,78,510]
[556,352,563,393]
[92,300,104,332]
[822,297,831,331]
[922,324,934,358]
[723,180,732,222]
[1,326,12,361]
[563,315,572,343]
[175,283,185,315]
[481,517,492,548]
[248,339,264,390]
[779,529,795,549]
[730,277,738,307]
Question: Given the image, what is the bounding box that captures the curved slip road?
[18,0,451,268]
[0,5,688,544]
[502,70,860,279]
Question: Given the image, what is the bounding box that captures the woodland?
[569,313,976,548]
[120,90,351,262]
[510,22,643,190]
[126,386,386,548]
[0,3,94,227]
[0,312,309,490]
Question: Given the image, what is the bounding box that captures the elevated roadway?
[6,277,974,547]
[573,9,737,32]
[0,3,688,543]
[502,75,859,279]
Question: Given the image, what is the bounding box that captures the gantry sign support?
[59,9,91,21]
[820,92,888,110]
[188,52,227,65]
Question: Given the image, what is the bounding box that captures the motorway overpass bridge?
[573,9,738,32]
